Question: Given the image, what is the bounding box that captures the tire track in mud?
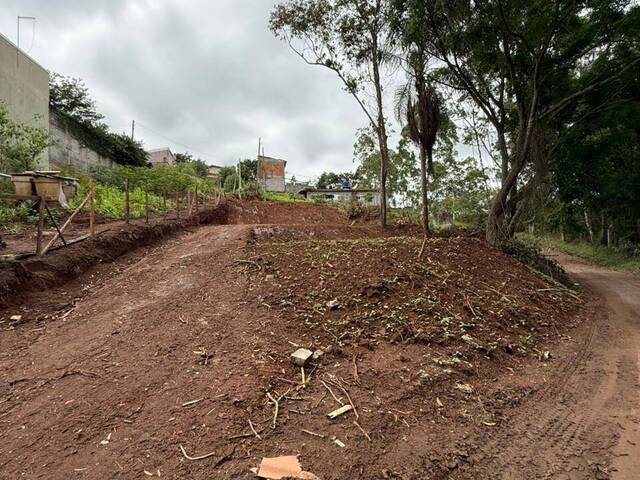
[456,258,640,480]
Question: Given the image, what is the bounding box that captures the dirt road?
[0,223,259,478]
[461,255,640,479]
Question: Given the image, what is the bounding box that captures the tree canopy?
[49,73,148,167]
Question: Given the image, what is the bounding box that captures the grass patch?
[520,234,640,272]
[264,191,306,203]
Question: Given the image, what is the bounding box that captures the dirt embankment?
[0,203,231,308]
[0,199,355,310]
[233,234,587,478]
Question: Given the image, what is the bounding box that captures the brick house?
[257,155,286,192]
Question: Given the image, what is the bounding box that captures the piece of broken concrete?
[312,349,324,361]
[255,455,320,480]
[290,348,314,367]
[9,315,22,322]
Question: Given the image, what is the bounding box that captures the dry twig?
[354,421,372,442]
[248,419,262,440]
[179,444,216,461]
[320,380,343,406]
[301,429,325,438]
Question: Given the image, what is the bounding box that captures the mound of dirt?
[246,236,581,352]
[228,199,350,225]
[234,235,586,478]
[250,223,420,242]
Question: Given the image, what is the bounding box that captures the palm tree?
[396,53,442,234]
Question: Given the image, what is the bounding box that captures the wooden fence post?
[36,196,45,255]
[89,178,96,236]
[145,186,149,224]
[124,178,130,224]
[41,194,91,255]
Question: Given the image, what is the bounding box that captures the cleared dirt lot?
[0,200,637,479]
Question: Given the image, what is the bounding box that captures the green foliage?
[0,102,49,173]
[389,0,640,244]
[523,234,640,272]
[265,191,305,202]
[239,159,257,182]
[82,164,216,219]
[316,171,356,189]
[353,127,420,207]
[430,156,493,226]
[49,73,148,167]
[0,200,37,225]
[69,182,170,219]
[49,73,104,125]
[223,173,238,192]
[175,152,210,178]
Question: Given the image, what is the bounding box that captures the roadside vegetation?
[270,0,640,249]
[521,234,640,273]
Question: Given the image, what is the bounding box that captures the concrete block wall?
[48,110,115,171]
[0,33,49,169]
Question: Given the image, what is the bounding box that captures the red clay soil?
[0,203,231,309]
[0,200,635,480]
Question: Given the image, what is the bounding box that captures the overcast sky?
[1,0,377,181]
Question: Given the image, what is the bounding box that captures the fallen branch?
[418,236,428,260]
[179,444,216,461]
[266,392,280,429]
[352,352,359,380]
[327,379,359,419]
[182,398,203,407]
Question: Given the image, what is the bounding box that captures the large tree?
[391,0,640,245]
[270,0,394,226]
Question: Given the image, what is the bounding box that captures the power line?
[134,121,228,165]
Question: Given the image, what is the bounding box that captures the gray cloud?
[1,0,366,180]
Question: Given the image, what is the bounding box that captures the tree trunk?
[486,162,522,245]
[371,36,388,228]
[420,148,430,234]
[607,222,613,247]
[584,209,594,243]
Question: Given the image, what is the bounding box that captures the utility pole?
[257,138,261,160]
[131,120,135,140]
[16,16,36,68]
[238,159,243,191]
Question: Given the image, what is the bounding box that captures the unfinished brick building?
[257,155,287,192]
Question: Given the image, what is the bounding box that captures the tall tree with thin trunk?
[396,54,441,233]
[270,0,394,226]
[391,0,640,246]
